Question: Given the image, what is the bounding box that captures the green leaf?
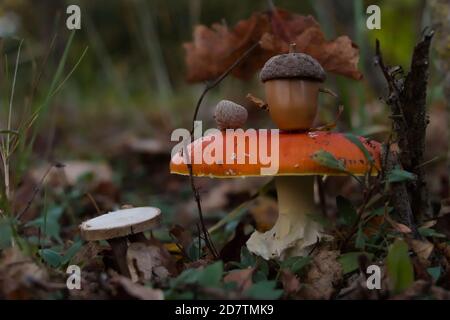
[197,261,223,287]
[171,261,224,289]
[253,270,268,282]
[187,241,201,261]
[355,227,368,249]
[418,227,446,238]
[280,256,312,274]
[336,196,358,226]
[338,252,373,274]
[39,249,63,268]
[61,239,84,265]
[171,268,199,287]
[26,205,64,242]
[311,150,346,172]
[344,133,374,166]
[240,247,256,268]
[369,206,392,217]
[0,218,13,249]
[386,240,414,294]
[387,168,416,183]
[245,280,283,300]
[258,258,269,277]
[253,258,270,282]
[427,267,441,282]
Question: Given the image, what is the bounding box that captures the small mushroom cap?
[260,52,326,82]
[80,207,161,241]
[170,131,380,177]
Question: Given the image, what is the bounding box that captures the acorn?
[214,100,248,130]
[260,44,326,131]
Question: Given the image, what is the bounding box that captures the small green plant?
[0,31,87,257]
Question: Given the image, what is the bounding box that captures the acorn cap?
[214,100,248,130]
[260,52,326,83]
[170,131,381,177]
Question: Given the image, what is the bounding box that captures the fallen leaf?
[30,160,113,188]
[0,248,48,299]
[126,242,173,283]
[124,136,170,155]
[223,267,254,291]
[410,239,434,261]
[170,225,193,254]
[298,249,343,299]
[436,242,450,264]
[111,273,164,300]
[199,180,252,212]
[246,93,268,110]
[388,280,450,300]
[385,215,412,233]
[435,212,450,239]
[389,280,429,300]
[337,273,381,300]
[184,8,362,82]
[260,29,362,80]
[280,269,301,295]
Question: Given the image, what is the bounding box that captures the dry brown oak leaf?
[184,8,362,82]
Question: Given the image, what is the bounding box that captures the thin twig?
[184,41,260,259]
[340,184,377,250]
[16,163,59,221]
[86,192,101,215]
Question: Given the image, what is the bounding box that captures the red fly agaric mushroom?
[260,44,326,131]
[80,207,161,277]
[170,131,381,260]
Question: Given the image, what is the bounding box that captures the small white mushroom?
[80,207,161,277]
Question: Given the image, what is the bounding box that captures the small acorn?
[260,44,326,131]
[214,100,248,130]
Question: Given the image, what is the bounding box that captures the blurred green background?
[0,0,447,220]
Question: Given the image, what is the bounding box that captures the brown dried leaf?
[280,269,301,295]
[124,136,170,155]
[246,93,268,110]
[298,249,343,299]
[170,225,193,253]
[385,215,412,233]
[184,8,362,82]
[126,241,175,283]
[111,273,164,300]
[184,12,271,82]
[389,280,450,300]
[410,239,434,261]
[30,161,113,188]
[435,211,450,238]
[0,248,48,299]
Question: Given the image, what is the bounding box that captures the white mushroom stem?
[246,176,323,260]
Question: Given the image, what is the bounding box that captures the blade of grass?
[48,46,88,99]
[1,39,23,201]
[20,31,79,173]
